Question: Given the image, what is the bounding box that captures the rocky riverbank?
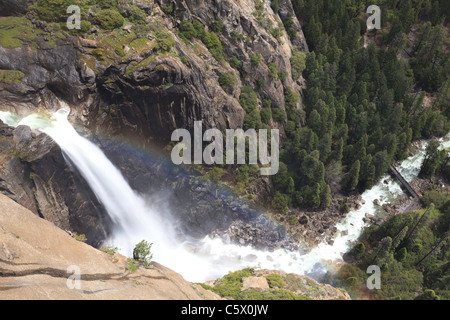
[208,157,440,253]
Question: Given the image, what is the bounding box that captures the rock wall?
[0,0,309,249]
[0,121,111,247]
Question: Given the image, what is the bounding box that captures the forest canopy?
[270,0,450,212]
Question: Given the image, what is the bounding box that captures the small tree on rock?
[133,240,153,266]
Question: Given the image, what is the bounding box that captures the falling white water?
[0,108,449,282]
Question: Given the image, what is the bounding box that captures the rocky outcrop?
[0,0,310,250]
[97,136,293,247]
[0,0,308,142]
[0,193,222,300]
[0,120,111,247]
[209,217,299,252]
[0,35,93,116]
[0,0,33,16]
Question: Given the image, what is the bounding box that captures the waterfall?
[0,108,449,282]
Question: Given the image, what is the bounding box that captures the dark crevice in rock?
[0,266,127,282]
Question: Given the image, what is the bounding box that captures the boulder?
[242,277,269,291]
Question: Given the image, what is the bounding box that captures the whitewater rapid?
[1,108,449,282]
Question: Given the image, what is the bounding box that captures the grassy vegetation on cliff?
[0,17,37,49]
[0,70,25,83]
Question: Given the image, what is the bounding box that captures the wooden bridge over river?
[388,165,422,213]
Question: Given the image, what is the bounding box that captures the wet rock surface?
[0,0,309,252]
[97,136,296,250]
[210,217,300,252]
[0,120,111,247]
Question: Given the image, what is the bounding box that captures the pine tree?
[344,160,360,192]
[416,232,449,266]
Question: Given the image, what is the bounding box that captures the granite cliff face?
[0,193,223,300]
[0,0,309,249]
[0,120,111,247]
[0,0,308,142]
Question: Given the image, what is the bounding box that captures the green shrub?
[33,0,74,22]
[270,0,280,13]
[210,20,224,33]
[415,289,440,300]
[284,87,300,113]
[237,288,309,300]
[133,240,153,266]
[230,31,245,41]
[127,4,147,24]
[202,32,223,62]
[291,49,306,79]
[243,110,262,130]
[236,165,250,184]
[73,233,87,242]
[95,0,119,9]
[163,6,174,14]
[272,191,289,214]
[218,72,237,94]
[260,107,272,124]
[193,21,206,40]
[350,242,365,259]
[268,62,278,78]
[155,29,175,52]
[284,120,296,135]
[179,19,224,65]
[282,13,297,40]
[265,273,286,288]
[229,56,240,69]
[278,71,289,82]
[262,98,272,108]
[68,20,92,35]
[96,9,124,30]
[101,245,120,256]
[207,167,224,180]
[270,25,284,42]
[179,20,197,41]
[257,78,264,89]
[239,86,258,113]
[239,86,262,130]
[272,108,286,123]
[250,53,262,66]
[421,190,450,210]
[212,268,254,298]
[289,214,297,225]
[395,247,407,262]
[126,258,138,271]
